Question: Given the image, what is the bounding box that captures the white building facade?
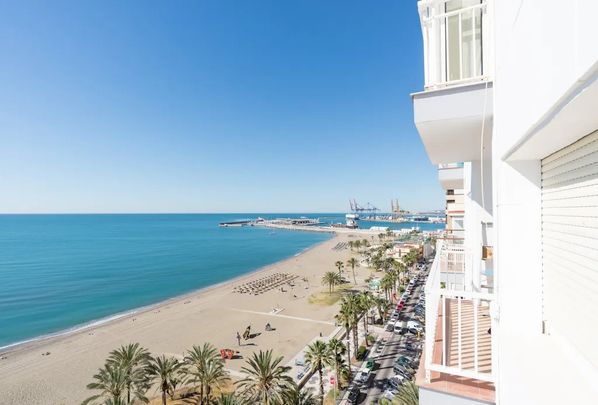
[412,1,598,404]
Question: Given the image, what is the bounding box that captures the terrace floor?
[416,297,495,403]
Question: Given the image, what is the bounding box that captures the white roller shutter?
[541,129,598,369]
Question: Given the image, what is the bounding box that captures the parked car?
[366,358,377,370]
[382,389,397,401]
[393,367,412,379]
[394,321,407,334]
[393,363,414,376]
[356,368,372,385]
[397,355,414,367]
[407,320,421,330]
[388,374,406,389]
[402,342,417,353]
[348,387,360,403]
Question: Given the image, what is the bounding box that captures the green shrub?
[356,345,368,360]
[366,334,376,345]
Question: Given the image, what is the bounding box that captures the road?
[338,264,428,405]
[360,280,425,404]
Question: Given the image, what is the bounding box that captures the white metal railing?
[424,241,443,382]
[424,239,495,383]
[418,0,491,89]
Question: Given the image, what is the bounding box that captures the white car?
[382,389,398,400]
[407,320,421,329]
[356,368,371,385]
[394,320,407,334]
[388,374,406,389]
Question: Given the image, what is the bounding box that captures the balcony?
[412,0,493,165]
[418,0,491,90]
[438,162,464,190]
[418,240,495,403]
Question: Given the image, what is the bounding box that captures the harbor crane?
[349,199,380,215]
[391,199,402,219]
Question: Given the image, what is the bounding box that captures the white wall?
[492,1,598,403]
[464,158,493,292]
[492,0,598,156]
[420,388,494,405]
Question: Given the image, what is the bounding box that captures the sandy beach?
[0,231,377,405]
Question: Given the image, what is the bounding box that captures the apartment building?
[411,1,598,404]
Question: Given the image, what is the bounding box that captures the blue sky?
[0,0,443,213]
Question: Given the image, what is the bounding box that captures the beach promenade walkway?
[229,308,336,326]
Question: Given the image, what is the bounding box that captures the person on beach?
[236,332,241,346]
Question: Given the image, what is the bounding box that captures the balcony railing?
[418,0,491,89]
[424,240,495,383]
[438,162,464,170]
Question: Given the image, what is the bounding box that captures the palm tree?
[145,355,183,405]
[382,257,397,273]
[334,306,352,373]
[326,338,346,389]
[385,228,394,239]
[353,239,361,252]
[185,343,227,405]
[373,296,391,324]
[380,275,394,301]
[83,363,127,405]
[348,240,354,251]
[201,356,229,403]
[339,295,360,358]
[304,340,331,404]
[216,393,247,405]
[280,386,318,405]
[236,350,295,405]
[106,343,150,404]
[395,381,419,405]
[371,254,383,272]
[334,260,344,276]
[357,291,374,338]
[321,271,340,294]
[99,399,135,405]
[387,269,398,297]
[346,257,358,285]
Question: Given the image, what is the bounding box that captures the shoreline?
[0,231,334,356]
[0,230,367,405]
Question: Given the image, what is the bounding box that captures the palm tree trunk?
[352,266,356,284]
[162,390,167,405]
[345,327,351,378]
[318,366,324,404]
[352,325,358,358]
[335,357,340,390]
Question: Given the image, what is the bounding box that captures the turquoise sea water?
[0,214,443,349]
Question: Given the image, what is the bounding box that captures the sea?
[0,214,443,349]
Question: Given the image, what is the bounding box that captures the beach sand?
[0,231,377,405]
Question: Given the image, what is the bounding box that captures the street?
[339,265,427,404]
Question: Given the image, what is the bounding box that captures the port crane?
[349,199,380,215]
[391,199,402,219]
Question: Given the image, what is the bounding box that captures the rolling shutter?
[541,129,598,368]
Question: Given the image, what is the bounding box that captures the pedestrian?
[236,331,241,346]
